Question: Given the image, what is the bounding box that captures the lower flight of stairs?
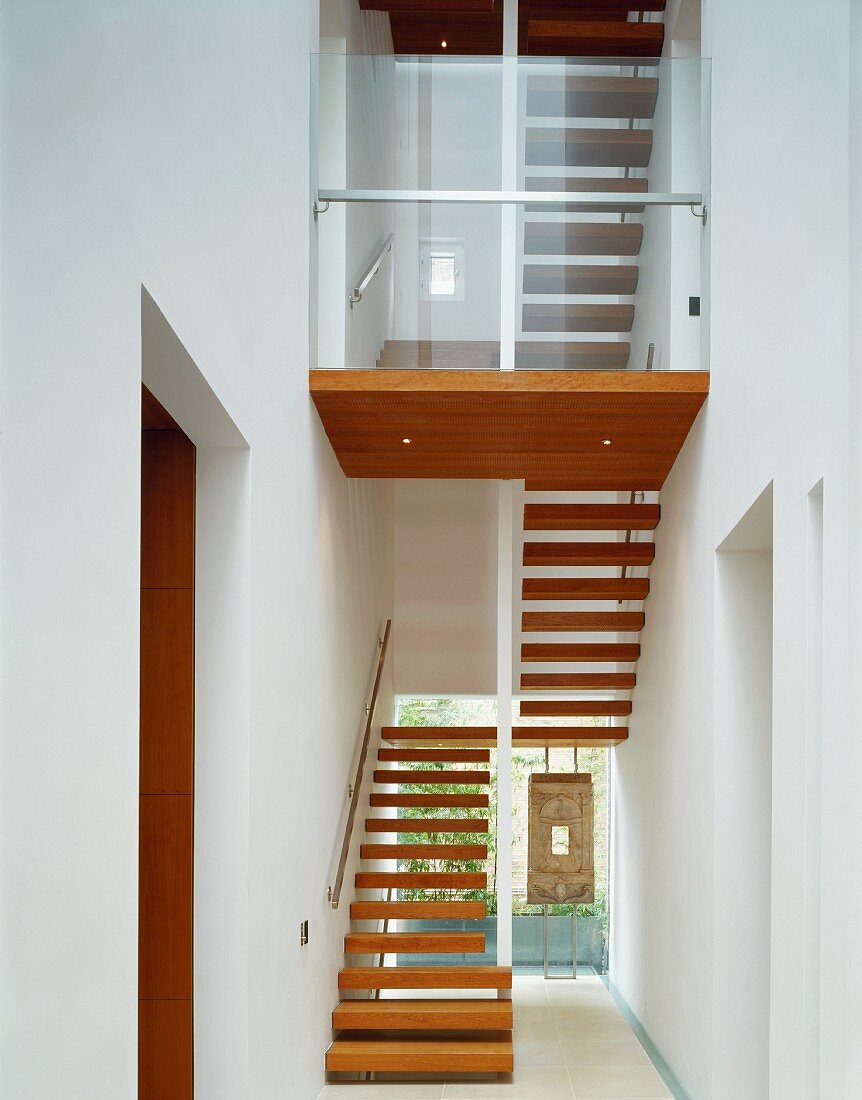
[326,746,514,1077]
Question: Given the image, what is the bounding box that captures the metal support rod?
[317,188,703,209]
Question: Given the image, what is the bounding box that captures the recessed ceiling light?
[441,39,447,48]
[402,437,412,444]
[601,438,612,446]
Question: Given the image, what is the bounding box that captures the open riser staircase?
[326,746,514,1077]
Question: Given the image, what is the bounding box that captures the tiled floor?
[317,975,672,1099]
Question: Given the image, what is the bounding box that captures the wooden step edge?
[373,770,491,785]
[365,818,490,833]
[355,872,487,889]
[344,932,486,954]
[350,900,488,920]
[332,998,514,1031]
[325,1035,514,1072]
[360,843,489,860]
[338,966,513,990]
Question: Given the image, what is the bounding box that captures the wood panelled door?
[140,386,195,1098]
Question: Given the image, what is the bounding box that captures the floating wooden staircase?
[326,748,514,1078]
[516,489,659,745]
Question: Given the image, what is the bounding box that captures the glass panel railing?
[312,55,710,372]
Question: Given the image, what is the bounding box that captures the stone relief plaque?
[527,772,595,905]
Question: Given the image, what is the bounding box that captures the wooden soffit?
[309,369,708,484]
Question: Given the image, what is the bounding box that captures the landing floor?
[317,975,673,1099]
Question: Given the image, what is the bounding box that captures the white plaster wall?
[394,481,498,697]
[611,1,853,1096]
[0,4,394,1099]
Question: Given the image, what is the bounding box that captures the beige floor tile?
[553,1014,635,1042]
[513,1013,561,1042]
[442,1065,574,1099]
[561,1039,651,1069]
[512,992,552,1007]
[567,1065,671,1099]
[513,1038,565,1067]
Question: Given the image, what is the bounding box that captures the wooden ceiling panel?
[309,369,708,481]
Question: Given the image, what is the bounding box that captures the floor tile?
[442,1065,574,1099]
[513,1038,565,1067]
[561,1039,651,1069]
[567,1065,671,1099]
[554,1015,634,1042]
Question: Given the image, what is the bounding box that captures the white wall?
[0,4,394,1099]
[611,1,853,1097]
[394,480,498,696]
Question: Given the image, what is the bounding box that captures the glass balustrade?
[312,54,710,373]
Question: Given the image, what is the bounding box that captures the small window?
[420,240,465,301]
[551,826,569,856]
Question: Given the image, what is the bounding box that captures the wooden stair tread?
[523,503,660,530]
[526,74,658,119]
[373,769,490,785]
[524,221,643,256]
[527,18,665,58]
[366,816,489,833]
[515,725,629,747]
[383,726,497,742]
[521,611,645,632]
[525,126,653,168]
[515,340,631,369]
[525,176,647,214]
[523,264,638,296]
[522,303,634,333]
[326,1035,513,1072]
[351,900,487,919]
[378,338,632,370]
[523,540,655,565]
[520,699,632,717]
[338,966,513,990]
[361,843,488,859]
[522,642,641,662]
[356,871,486,889]
[522,577,650,600]
[332,998,512,1031]
[521,672,636,689]
[345,932,486,954]
[379,726,628,747]
[378,748,491,762]
[370,792,489,808]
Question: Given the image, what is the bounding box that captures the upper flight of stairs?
[519,56,657,358]
[326,748,514,1078]
[516,488,658,738]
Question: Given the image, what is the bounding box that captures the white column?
[496,481,514,970]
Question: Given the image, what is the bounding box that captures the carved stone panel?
[527,773,594,905]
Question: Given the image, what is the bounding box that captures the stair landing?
[309,368,708,483]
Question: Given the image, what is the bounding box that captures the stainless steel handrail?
[319,189,703,209]
[328,619,392,910]
[349,234,394,309]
